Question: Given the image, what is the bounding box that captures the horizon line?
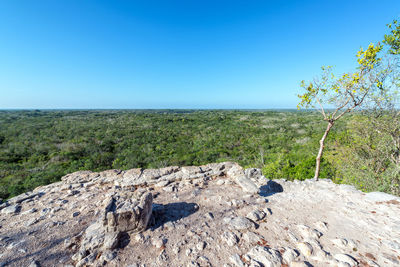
[0,108,307,111]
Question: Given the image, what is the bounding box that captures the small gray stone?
[247,210,266,221]
[21,208,38,215]
[104,232,121,250]
[230,199,245,207]
[185,248,192,256]
[163,185,177,192]
[246,246,282,267]
[282,247,299,264]
[152,238,167,248]
[225,216,254,230]
[1,204,21,215]
[155,180,170,187]
[296,242,313,257]
[163,221,175,230]
[222,231,239,246]
[197,256,210,263]
[134,233,145,242]
[296,224,322,239]
[216,179,225,185]
[243,231,263,244]
[101,250,117,261]
[333,254,358,266]
[67,190,80,196]
[245,168,263,180]
[234,176,260,194]
[25,218,40,227]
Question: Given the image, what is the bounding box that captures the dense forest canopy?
[0,110,342,199]
[1,109,398,199]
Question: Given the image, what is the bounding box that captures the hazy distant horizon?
[0,108,301,111]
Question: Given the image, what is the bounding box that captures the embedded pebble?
[22,208,38,215]
[246,210,266,221]
[242,231,262,244]
[155,180,170,188]
[185,248,192,256]
[296,242,313,257]
[152,238,167,249]
[222,231,239,246]
[224,216,254,230]
[1,205,21,215]
[216,180,225,186]
[245,246,282,267]
[196,241,206,251]
[334,253,358,266]
[282,247,299,264]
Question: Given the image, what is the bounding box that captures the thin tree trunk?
[314,121,334,180]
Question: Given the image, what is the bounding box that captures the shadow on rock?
[118,232,131,249]
[259,180,283,197]
[150,202,199,230]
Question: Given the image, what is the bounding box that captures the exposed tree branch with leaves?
[298,43,384,180]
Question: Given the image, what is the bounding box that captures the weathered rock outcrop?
[72,190,154,266]
[0,162,399,267]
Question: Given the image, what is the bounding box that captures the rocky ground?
[0,162,399,267]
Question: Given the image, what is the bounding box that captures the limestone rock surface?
[0,162,399,267]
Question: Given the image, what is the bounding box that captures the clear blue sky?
[1,0,399,109]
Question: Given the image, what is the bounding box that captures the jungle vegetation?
[0,109,399,199]
[0,109,340,199]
